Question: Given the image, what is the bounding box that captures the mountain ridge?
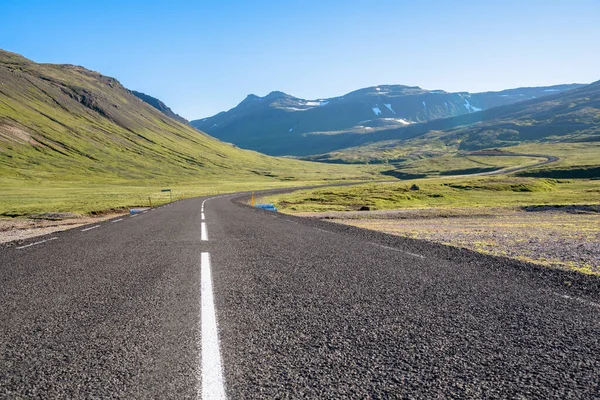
[191,83,586,156]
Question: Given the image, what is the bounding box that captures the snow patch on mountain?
[372,105,382,116]
[302,99,330,107]
[381,118,411,125]
[284,107,312,112]
[422,101,426,108]
[464,98,482,113]
[384,103,396,114]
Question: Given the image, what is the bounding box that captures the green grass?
[264,176,600,213]
[0,177,376,216]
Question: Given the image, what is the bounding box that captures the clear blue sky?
[1,0,598,119]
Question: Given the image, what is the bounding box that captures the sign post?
[161,189,172,203]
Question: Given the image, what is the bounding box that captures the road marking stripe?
[16,237,57,249]
[199,252,227,400]
[81,225,100,232]
[553,292,600,308]
[111,218,124,223]
[201,213,205,220]
[201,222,208,241]
[371,243,425,259]
[142,211,148,214]
[131,214,138,217]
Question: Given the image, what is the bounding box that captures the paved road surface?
[1,193,599,399]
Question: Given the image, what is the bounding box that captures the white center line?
[131,214,138,217]
[142,211,148,214]
[81,225,100,232]
[371,243,425,259]
[16,237,57,249]
[199,252,227,400]
[201,222,208,241]
[111,218,124,223]
[201,213,205,220]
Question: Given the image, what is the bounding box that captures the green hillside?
[0,50,375,216]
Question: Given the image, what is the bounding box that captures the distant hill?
[131,90,188,125]
[191,84,585,156]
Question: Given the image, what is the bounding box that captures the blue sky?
[1,0,599,119]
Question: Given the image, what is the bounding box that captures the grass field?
[264,176,600,213]
[0,172,380,217]
[306,139,600,179]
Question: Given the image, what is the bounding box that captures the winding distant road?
[466,152,559,177]
[1,191,598,399]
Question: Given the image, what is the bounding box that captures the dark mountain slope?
[191,84,584,156]
[365,80,600,151]
[131,90,188,125]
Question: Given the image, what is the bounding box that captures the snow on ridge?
[544,89,561,92]
[422,101,426,108]
[376,87,381,91]
[303,99,330,107]
[372,105,382,116]
[384,103,396,114]
[289,125,297,132]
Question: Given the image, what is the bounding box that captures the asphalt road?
[1,193,599,399]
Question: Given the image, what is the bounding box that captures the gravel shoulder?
[296,206,600,275]
[0,212,127,244]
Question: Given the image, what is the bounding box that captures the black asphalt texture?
[1,193,599,399]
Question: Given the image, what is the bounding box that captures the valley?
[2,2,600,397]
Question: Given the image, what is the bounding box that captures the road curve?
[0,192,598,399]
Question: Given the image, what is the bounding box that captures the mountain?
[303,80,600,174]
[190,84,585,156]
[349,79,600,151]
[131,90,188,125]
[0,49,366,211]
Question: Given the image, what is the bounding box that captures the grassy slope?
[264,177,600,213]
[0,50,376,215]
